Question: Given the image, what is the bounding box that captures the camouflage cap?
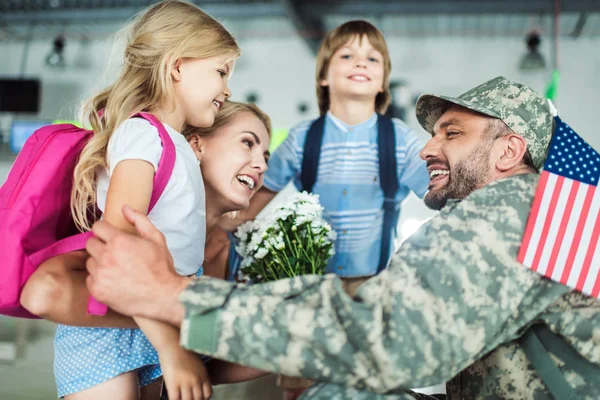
[415,76,553,169]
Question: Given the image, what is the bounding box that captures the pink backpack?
[0,113,175,319]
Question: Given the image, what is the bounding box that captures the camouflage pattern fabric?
[415,76,553,170]
[179,173,600,399]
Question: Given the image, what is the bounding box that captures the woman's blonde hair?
[184,100,271,223]
[71,0,240,231]
[315,20,392,115]
[182,101,272,140]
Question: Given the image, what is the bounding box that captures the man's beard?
[424,142,493,210]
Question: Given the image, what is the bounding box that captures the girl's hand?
[159,345,212,400]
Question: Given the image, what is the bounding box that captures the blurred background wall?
[0,1,599,398]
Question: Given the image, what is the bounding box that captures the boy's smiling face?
[320,35,385,104]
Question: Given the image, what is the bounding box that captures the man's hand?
[85,205,189,326]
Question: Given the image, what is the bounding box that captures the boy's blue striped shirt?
[263,112,429,277]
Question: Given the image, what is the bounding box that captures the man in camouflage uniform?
[85,77,600,399]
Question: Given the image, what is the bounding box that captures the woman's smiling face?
[194,111,270,214]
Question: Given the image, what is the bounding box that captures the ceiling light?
[520,31,546,71]
[45,35,66,68]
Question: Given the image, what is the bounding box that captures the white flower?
[247,224,268,253]
[235,220,255,240]
[274,233,285,250]
[235,243,247,258]
[295,191,321,206]
[310,220,324,231]
[236,190,336,282]
[254,247,269,259]
[326,227,337,242]
[295,214,313,226]
[241,256,254,269]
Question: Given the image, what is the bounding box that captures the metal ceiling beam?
[571,12,589,38]
[311,0,600,15]
[0,3,286,23]
[281,0,325,54]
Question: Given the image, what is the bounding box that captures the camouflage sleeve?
[179,175,567,394]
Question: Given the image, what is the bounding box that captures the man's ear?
[495,135,528,172]
[171,58,182,82]
[187,134,204,162]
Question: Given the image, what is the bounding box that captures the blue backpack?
[300,114,397,274]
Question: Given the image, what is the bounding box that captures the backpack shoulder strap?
[377,114,399,274]
[300,115,327,193]
[87,113,176,317]
[134,112,176,212]
[377,114,398,199]
[32,113,177,267]
[29,113,177,317]
[520,323,600,399]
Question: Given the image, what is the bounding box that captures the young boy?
[238,20,429,287]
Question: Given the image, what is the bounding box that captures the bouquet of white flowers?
[235,191,336,283]
[235,191,336,391]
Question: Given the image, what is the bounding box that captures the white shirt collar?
[326,111,378,133]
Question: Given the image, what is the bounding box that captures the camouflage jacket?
[179,173,600,399]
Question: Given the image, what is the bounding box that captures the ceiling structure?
[1,0,599,50]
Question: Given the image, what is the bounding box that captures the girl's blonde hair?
[72,0,240,231]
[182,101,272,140]
[315,20,392,115]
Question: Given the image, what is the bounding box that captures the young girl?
[22,100,274,397]
[37,1,241,399]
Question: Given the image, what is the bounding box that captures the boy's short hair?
[315,20,392,115]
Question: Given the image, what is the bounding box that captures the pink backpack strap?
[87,113,177,315]
[30,113,177,316]
[29,232,93,267]
[135,112,176,212]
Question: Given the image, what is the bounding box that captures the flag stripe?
[518,170,550,264]
[537,178,573,275]
[531,175,564,272]
[551,182,589,282]
[571,185,600,289]
[561,184,596,284]
[590,247,600,297]
[567,187,600,288]
[520,117,600,299]
[578,210,600,292]
[581,230,600,295]
[522,172,556,268]
[545,179,579,277]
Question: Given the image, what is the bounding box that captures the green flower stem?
[241,210,334,282]
[291,230,309,267]
[305,225,318,274]
[274,251,296,278]
[266,261,279,280]
[306,224,315,254]
[279,220,299,259]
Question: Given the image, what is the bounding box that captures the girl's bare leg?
[65,371,140,400]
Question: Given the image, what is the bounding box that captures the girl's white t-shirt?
[96,118,206,276]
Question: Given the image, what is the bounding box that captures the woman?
[20,101,273,390]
